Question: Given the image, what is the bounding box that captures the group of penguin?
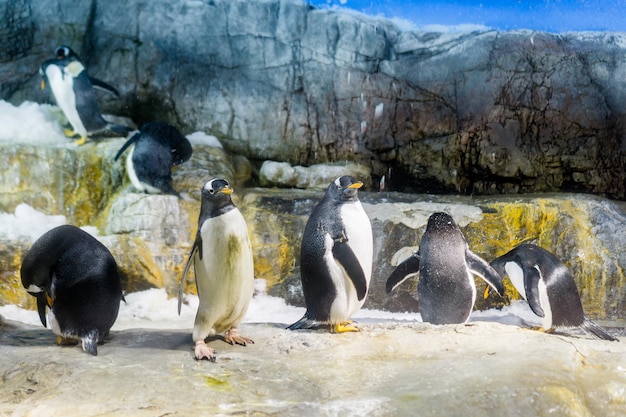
[20,46,618,360]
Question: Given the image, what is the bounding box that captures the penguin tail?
[82,329,100,355]
[581,318,619,342]
[286,315,319,331]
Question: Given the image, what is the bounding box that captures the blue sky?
[310,1,626,33]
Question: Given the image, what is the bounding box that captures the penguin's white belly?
[328,202,373,323]
[505,262,526,299]
[45,65,87,136]
[126,148,161,194]
[193,209,254,338]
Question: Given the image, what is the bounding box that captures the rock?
[0,319,624,416]
[259,160,371,189]
[3,1,626,197]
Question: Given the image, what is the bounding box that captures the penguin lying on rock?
[179,178,255,361]
[386,212,504,325]
[20,225,124,355]
[39,45,131,145]
[490,243,618,341]
[114,122,192,197]
[288,175,373,333]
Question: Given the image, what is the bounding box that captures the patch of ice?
[0,100,69,145]
[0,203,67,242]
[186,131,223,148]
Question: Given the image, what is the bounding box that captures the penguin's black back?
[417,213,474,324]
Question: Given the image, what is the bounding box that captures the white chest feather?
[125,148,161,194]
[504,262,526,299]
[45,64,87,136]
[193,209,254,334]
[327,201,373,322]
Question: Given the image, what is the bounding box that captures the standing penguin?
[386,212,504,324]
[288,175,373,333]
[20,225,124,355]
[40,45,130,145]
[178,178,255,361]
[490,243,617,341]
[114,122,193,196]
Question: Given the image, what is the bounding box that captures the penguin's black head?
[426,212,458,232]
[200,178,235,217]
[55,45,78,60]
[326,175,363,203]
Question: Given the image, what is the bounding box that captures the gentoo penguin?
[114,122,192,196]
[40,45,130,145]
[178,178,255,361]
[386,212,504,324]
[490,243,617,341]
[20,225,124,355]
[288,175,373,333]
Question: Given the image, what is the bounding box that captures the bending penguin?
[20,225,124,355]
[178,178,255,361]
[490,243,618,341]
[386,212,504,324]
[288,175,373,333]
[114,122,192,196]
[40,45,130,145]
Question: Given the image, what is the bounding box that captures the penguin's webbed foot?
[56,336,78,346]
[63,128,77,138]
[194,340,217,362]
[75,135,87,146]
[332,321,360,333]
[224,328,254,346]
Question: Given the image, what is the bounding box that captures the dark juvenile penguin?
[490,243,618,341]
[178,178,255,361]
[386,212,504,324]
[39,45,130,145]
[20,225,124,355]
[288,175,373,333]
[114,122,192,196]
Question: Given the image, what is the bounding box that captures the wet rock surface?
[1,318,624,416]
[2,0,626,196]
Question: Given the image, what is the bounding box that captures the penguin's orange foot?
[55,336,78,346]
[75,136,87,145]
[333,321,360,333]
[194,340,216,362]
[224,328,254,346]
[63,128,77,138]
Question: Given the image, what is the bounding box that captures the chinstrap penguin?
[39,45,130,145]
[20,225,124,355]
[288,175,373,333]
[179,178,255,361]
[386,212,504,324]
[490,243,618,341]
[114,122,192,196]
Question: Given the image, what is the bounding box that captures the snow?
[0,100,69,145]
[186,131,223,148]
[0,203,67,242]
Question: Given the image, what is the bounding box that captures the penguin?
[490,243,618,341]
[287,175,373,333]
[20,225,124,355]
[39,45,130,145]
[386,212,504,324]
[178,178,255,361]
[114,122,193,196]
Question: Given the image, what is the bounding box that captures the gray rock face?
[2,0,626,197]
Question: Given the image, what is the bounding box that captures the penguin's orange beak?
[348,181,363,189]
[220,186,233,195]
[40,79,46,90]
[484,286,491,299]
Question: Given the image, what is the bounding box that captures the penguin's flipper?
[114,131,141,161]
[106,123,133,138]
[332,238,367,301]
[581,319,618,342]
[465,249,505,296]
[385,254,420,294]
[178,238,199,315]
[36,294,48,327]
[522,264,545,318]
[89,77,120,97]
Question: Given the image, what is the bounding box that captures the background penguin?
[490,243,618,341]
[178,178,255,361]
[386,212,504,324]
[40,45,131,145]
[288,175,373,333]
[114,122,192,196]
[20,225,124,355]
